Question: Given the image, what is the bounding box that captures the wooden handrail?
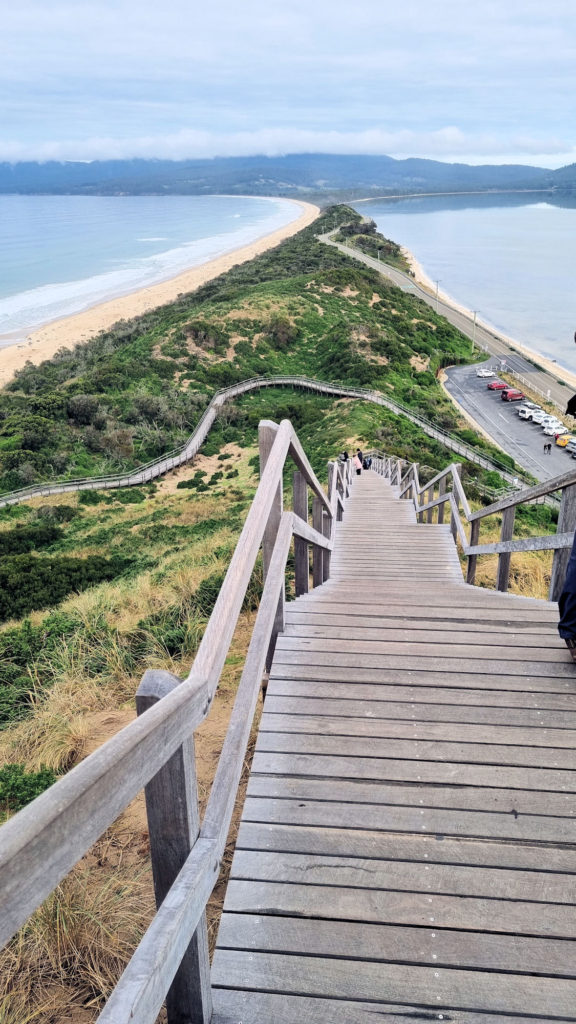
[0,374,528,510]
[0,419,353,1024]
[374,453,576,599]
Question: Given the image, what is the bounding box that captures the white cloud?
[0,127,571,167]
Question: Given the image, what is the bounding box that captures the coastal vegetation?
[0,203,554,1021]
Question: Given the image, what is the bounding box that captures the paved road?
[321,233,575,414]
[444,363,574,482]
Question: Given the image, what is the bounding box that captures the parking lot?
[443,363,574,482]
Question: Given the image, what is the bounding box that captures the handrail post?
[426,485,434,524]
[312,497,324,587]
[323,462,335,582]
[135,670,211,1024]
[293,470,309,596]
[437,475,446,524]
[496,505,516,592]
[259,422,285,668]
[467,519,481,584]
[550,483,576,600]
[449,465,462,543]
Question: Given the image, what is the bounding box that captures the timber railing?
[372,453,575,600]
[0,419,353,1024]
[0,374,525,509]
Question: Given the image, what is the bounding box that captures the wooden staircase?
[212,469,576,1023]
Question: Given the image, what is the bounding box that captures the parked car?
[501,389,525,401]
[476,367,496,377]
[518,405,542,420]
[539,415,562,428]
[565,440,576,452]
[531,410,549,424]
[487,380,507,390]
[543,424,568,436]
[556,435,576,447]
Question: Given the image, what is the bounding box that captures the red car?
[487,380,507,390]
[502,389,525,401]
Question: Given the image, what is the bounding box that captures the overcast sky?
[1,0,574,167]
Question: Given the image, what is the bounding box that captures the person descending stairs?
[212,469,576,1023]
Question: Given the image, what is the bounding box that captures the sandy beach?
[0,199,319,389]
[401,245,576,391]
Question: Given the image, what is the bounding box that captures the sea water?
[354,193,576,373]
[0,194,301,341]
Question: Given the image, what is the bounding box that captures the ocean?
[0,194,301,341]
[353,193,576,374]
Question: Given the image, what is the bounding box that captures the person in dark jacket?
[558,534,576,661]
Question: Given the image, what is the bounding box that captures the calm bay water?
[354,194,576,373]
[0,195,300,340]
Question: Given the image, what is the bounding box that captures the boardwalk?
[212,471,576,1022]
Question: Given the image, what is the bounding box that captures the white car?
[476,367,496,377]
[543,424,568,436]
[518,405,542,420]
[531,410,548,424]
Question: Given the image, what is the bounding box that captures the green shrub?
[0,554,131,622]
[0,763,57,814]
[0,523,62,555]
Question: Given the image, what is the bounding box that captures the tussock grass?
[0,858,154,1020]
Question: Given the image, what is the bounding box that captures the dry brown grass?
[458,513,553,599]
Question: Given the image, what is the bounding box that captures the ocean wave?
[0,197,300,337]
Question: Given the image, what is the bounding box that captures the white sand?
[0,199,320,388]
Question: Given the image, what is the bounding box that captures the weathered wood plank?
[259,712,576,750]
[283,624,563,648]
[256,728,576,769]
[216,913,576,977]
[242,795,576,843]
[269,661,576,692]
[211,949,576,1015]
[223,879,576,937]
[275,635,569,663]
[267,677,576,709]
[285,610,559,632]
[263,694,576,729]
[211,989,570,1024]
[247,769,576,815]
[230,850,576,904]
[236,820,576,872]
[273,649,575,677]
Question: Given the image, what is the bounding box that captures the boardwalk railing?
[0,419,352,1024]
[372,454,576,600]
[0,374,526,509]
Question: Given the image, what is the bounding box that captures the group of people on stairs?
[340,449,372,475]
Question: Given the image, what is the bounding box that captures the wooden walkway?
[212,471,576,1022]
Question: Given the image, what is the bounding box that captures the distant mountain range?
[0,153,574,198]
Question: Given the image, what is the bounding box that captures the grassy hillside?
[0,203,546,1021]
[0,205,509,496]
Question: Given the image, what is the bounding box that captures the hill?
[0,153,558,198]
[0,204,557,1021]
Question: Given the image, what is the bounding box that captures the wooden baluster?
[259,421,284,667]
[136,670,211,1024]
[449,465,462,541]
[467,518,480,584]
[438,475,446,524]
[550,483,576,600]
[323,464,334,582]
[312,496,324,587]
[496,505,516,592]
[426,485,435,523]
[293,470,309,596]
